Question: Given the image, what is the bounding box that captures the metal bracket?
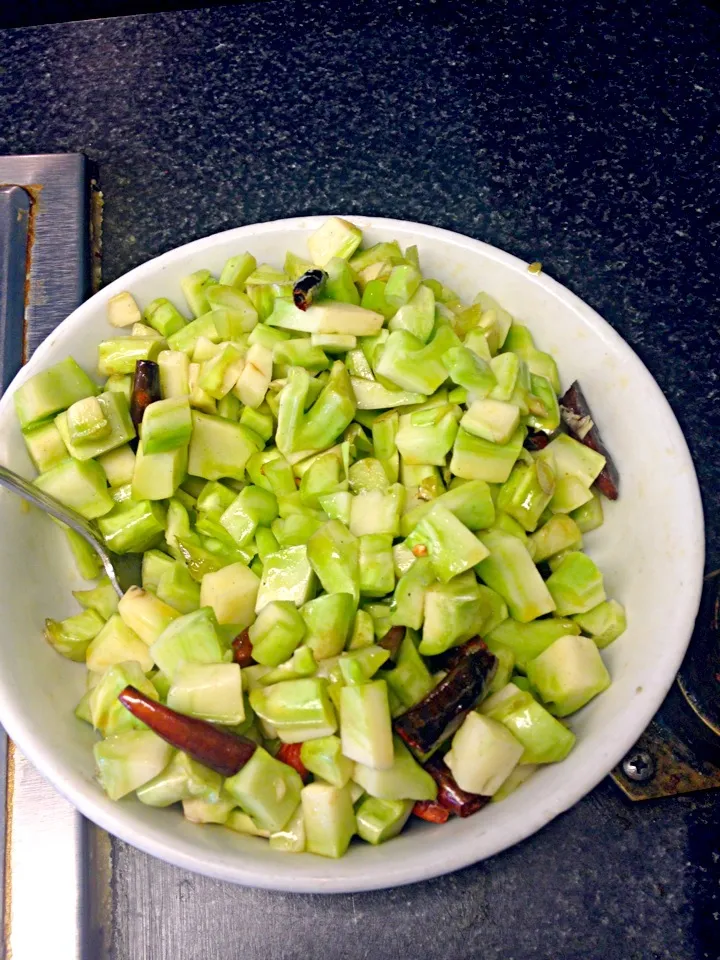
[612,576,720,800]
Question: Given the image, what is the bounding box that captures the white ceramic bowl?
[0,216,704,893]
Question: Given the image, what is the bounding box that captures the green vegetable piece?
[496,458,556,533]
[141,550,178,591]
[261,455,296,497]
[183,792,237,825]
[538,433,606,487]
[55,391,136,461]
[35,457,113,519]
[269,805,306,852]
[460,398,521,446]
[90,661,159,737]
[308,217,363,266]
[256,545,316,611]
[97,444,136,488]
[348,609,376,650]
[388,284,435,343]
[401,479,495,538]
[384,264,421,308]
[66,528,103,579]
[168,662,244,724]
[550,475,594,514]
[198,343,247,400]
[307,520,360,603]
[488,352,520,401]
[98,499,167,554]
[225,746,303,833]
[395,404,460,466]
[167,313,220,356]
[545,552,606,616]
[181,268,217,318]
[390,557,435,630]
[570,492,604,533]
[356,796,413,845]
[526,374,560,433]
[14,356,97,430]
[206,286,259,336]
[324,256,361,305]
[349,485,404,538]
[442,345,497,398]
[44,608,105,662]
[149,607,227,680]
[450,424,525,484]
[73,576,120,621]
[571,599,627,649]
[486,617,581,672]
[358,534,395,598]
[97,337,164,377]
[157,349,190,399]
[274,339,330,372]
[300,735,354,788]
[94,729,173,801]
[86,614,154,673]
[200,561,260,629]
[156,562,201,614]
[526,634,611,716]
[406,505,489,583]
[220,485,278,547]
[131,443,187,501]
[219,251,257,288]
[301,592,355,659]
[249,601,306,667]
[375,326,459,396]
[143,298,188,338]
[444,711,523,796]
[299,449,346,508]
[217,392,241,421]
[349,241,402,273]
[66,395,110,444]
[473,292,513,353]
[348,457,389,493]
[22,418,69,473]
[529,515,583,562]
[486,644,515,696]
[196,480,237,519]
[250,677,337,742]
[350,377,426,410]
[317,491,351,526]
[339,644,390,685]
[340,679,393,769]
[188,411,263,481]
[477,529,556,622]
[384,629,434,711]
[480,682,576,763]
[137,751,223,808]
[239,404,274,442]
[352,735,437,801]
[419,571,485,655]
[259,644,317,685]
[118,585,179,644]
[301,782,357,858]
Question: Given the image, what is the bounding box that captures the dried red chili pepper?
[118,685,257,777]
[425,754,489,818]
[412,799,450,824]
[276,742,310,782]
[232,629,254,667]
[130,360,161,429]
[560,380,619,500]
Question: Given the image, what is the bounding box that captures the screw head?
[622,751,655,782]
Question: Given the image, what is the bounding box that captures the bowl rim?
[0,215,705,892]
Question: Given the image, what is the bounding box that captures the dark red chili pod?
[130,359,161,429]
[293,269,327,311]
[412,799,450,823]
[231,629,255,667]
[118,685,257,777]
[559,380,620,500]
[424,753,490,818]
[378,625,405,660]
[394,638,497,757]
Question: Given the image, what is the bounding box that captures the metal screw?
[622,751,656,782]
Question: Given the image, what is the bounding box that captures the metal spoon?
[0,464,140,597]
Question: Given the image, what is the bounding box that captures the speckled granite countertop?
[1,1,719,958]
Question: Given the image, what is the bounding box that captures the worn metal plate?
[0,153,107,960]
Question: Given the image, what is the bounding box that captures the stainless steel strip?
[0,154,107,960]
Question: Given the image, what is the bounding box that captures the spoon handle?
[0,464,124,596]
